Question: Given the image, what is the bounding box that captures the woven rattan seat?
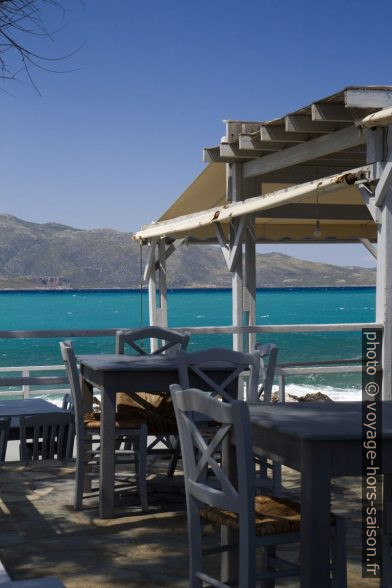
[116,392,177,435]
[83,411,144,430]
[201,494,336,537]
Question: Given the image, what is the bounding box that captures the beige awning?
[159,163,226,221]
[135,164,377,243]
[134,87,392,244]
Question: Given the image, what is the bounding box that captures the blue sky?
[1,0,391,267]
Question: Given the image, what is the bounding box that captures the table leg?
[300,441,332,587]
[99,382,116,519]
[221,438,239,583]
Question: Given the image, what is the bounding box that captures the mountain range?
[0,214,376,289]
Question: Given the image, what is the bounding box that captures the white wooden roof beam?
[345,88,392,109]
[224,120,263,142]
[243,125,365,178]
[260,126,311,143]
[220,144,255,159]
[285,115,346,133]
[238,134,289,152]
[311,103,373,122]
[203,147,223,163]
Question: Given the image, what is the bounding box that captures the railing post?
[278,375,285,402]
[22,369,30,399]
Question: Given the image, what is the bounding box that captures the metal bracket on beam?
[358,184,381,224]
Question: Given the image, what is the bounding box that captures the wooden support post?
[244,217,256,351]
[147,241,159,352]
[243,175,259,353]
[375,126,392,400]
[158,239,168,328]
[147,241,158,327]
[227,163,244,351]
[244,217,256,352]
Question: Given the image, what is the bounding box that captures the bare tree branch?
[0,0,78,91]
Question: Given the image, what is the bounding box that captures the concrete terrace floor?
[0,459,382,587]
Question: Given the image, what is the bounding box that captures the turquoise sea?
[0,287,376,396]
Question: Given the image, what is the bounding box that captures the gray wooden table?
[0,398,67,439]
[247,401,392,587]
[79,354,240,519]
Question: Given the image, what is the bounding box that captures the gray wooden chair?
[254,343,281,495]
[115,326,191,478]
[170,385,347,587]
[116,326,190,356]
[176,347,260,402]
[60,341,149,511]
[19,412,74,463]
[0,417,10,462]
[169,347,260,477]
[254,342,279,402]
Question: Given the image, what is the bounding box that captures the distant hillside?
[0,214,376,289]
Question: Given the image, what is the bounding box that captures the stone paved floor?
[0,459,384,587]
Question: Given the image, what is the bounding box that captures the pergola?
[134,86,392,400]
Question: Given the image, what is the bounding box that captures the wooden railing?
[0,323,380,399]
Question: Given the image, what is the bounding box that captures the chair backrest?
[115,326,190,356]
[62,393,74,411]
[59,341,88,443]
[19,412,74,462]
[0,417,10,462]
[254,343,279,402]
[170,384,255,518]
[176,347,260,402]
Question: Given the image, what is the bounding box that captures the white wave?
[42,384,361,409]
[281,383,362,402]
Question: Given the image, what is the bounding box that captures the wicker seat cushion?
[116,392,177,435]
[200,495,336,537]
[83,411,145,430]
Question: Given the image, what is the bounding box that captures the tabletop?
[248,400,392,440]
[0,398,66,419]
[78,354,178,372]
[78,354,244,373]
[0,398,67,433]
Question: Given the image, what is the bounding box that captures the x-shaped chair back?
[176,348,260,402]
[170,385,255,514]
[116,326,190,356]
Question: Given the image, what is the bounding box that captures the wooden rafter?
[243,126,365,178]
